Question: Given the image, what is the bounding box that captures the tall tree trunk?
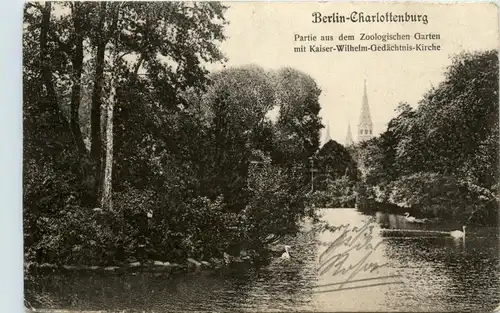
[101,51,117,211]
[69,9,87,156]
[100,3,122,211]
[90,2,107,200]
[39,3,55,102]
[68,5,98,207]
[39,2,95,207]
[39,2,63,127]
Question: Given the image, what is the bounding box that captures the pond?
[26,208,500,312]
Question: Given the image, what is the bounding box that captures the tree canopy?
[357,50,499,222]
[23,1,325,267]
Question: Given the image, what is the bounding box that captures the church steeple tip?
[358,78,373,142]
[323,121,332,145]
[345,121,353,146]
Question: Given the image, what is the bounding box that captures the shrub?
[386,172,490,220]
[25,204,123,266]
[310,176,357,208]
[237,163,313,251]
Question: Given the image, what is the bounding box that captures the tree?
[192,66,275,211]
[392,51,499,190]
[24,1,228,208]
[23,1,229,263]
[112,2,228,194]
[419,51,498,188]
[357,50,499,222]
[315,139,358,190]
[272,68,323,169]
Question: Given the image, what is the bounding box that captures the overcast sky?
[206,2,498,144]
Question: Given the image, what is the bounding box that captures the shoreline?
[24,258,218,276]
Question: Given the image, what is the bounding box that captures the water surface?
[27,208,500,312]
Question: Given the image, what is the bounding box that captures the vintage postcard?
[22,1,499,312]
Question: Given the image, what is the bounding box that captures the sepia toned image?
[23,1,499,312]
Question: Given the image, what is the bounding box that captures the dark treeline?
[23,2,324,266]
[355,50,499,225]
[309,140,360,208]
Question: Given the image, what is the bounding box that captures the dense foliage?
[357,50,499,224]
[23,2,324,266]
[310,139,359,208]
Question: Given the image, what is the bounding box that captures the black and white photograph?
[22,1,499,312]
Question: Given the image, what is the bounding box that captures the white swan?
[404,212,417,223]
[450,226,466,239]
[281,245,291,260]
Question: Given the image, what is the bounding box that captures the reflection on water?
[27,208,500,312]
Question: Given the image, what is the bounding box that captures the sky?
[206,2,498,145]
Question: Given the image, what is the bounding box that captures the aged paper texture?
[23,1,499,312]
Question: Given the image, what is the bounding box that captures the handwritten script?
[316,218,390,290]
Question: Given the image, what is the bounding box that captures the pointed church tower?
[358,79,373,142]
[345,121,354,146]
[323,121,332,145]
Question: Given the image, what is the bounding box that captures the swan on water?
[404,212,426,223]
[404,212,416,223]
[450,226,466,239]
[281,245,291,260]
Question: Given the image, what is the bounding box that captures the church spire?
[323,121,332,145]
[345,121,353,146]
[358,79,373,142]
